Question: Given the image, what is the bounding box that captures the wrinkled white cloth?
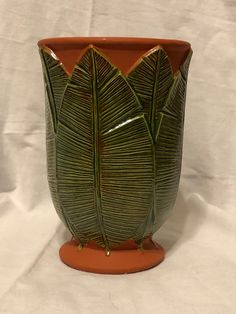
[0,0,236,313]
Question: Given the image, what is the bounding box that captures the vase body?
[38,37,192,273]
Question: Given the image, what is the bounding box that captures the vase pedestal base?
[59,238,165,274]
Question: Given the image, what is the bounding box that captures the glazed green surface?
[40,45,192,249]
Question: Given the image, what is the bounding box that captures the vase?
[38,37,192,274]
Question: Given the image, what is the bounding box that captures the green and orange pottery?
[38,37,192,274]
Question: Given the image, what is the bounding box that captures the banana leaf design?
[127,47,192,236]
[128,46,173,138]
[40,47,68,132]
[40,49,71,230]
[40,45,192,250]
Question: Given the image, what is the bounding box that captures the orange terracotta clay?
[37,37,191,74]
[59,237,165,274]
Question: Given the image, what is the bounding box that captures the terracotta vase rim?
[37,36,191,49]
[37,36,191,75]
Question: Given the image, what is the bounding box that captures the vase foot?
[59,238,165,274]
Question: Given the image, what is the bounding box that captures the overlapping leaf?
[128,47,192,236]
[40,48,72,231]
[152,52,192,231]
[40,48,68,132]
[128,46,173,137]
[55,47,153,248]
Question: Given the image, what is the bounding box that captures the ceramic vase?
[38,37,192,274]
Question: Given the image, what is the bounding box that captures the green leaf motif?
[51,47,153,248]
[40,45,192,249]
[128,46,173,138]
[152,70,189,231]
[40,48,68,132]
[180,49,193,80]
[40,48,73,231]
[127,48,192,235]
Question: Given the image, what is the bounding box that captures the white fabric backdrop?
[0,0,236,313]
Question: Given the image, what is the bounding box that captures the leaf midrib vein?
[91,49,109,249]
